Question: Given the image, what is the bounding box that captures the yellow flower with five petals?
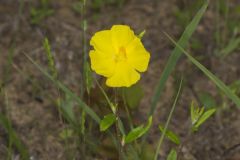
[89,25,150,87]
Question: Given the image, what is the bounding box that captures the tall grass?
[154,78,183,160]
[149,0,209,116]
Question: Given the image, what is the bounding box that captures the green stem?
[154,78,183,160]
[95,79,116,114]
[122,90,134,129]
[80,0,87,158]
[80,0,87,97]
[114,89,124,159]
[95,81,139,160]
[4,91,13,160]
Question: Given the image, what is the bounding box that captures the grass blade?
[0,114,29,159]
[25,54,101,123]
[124,116,152,144]
[25,54,130,159]
[165,33,240,107]
[220,37,240,57]
[195,108,216,129]
[150,0,209,115]
[167,149,177,160]
[158,125,180,145]
[154,78,183,160]
[100,114,117,132]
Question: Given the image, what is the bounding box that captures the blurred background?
[0,0,240,160]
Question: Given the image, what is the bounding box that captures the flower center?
[114,46,127,62]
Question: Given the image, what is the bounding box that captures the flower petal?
[111,25,135,49]
[106,61,140,87]
[89,50,116,77]
[126,38,150,72]
[90,30,116,54]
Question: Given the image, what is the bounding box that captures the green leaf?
[124,125,144,143]
[167,149,177,160]
[123,83,144,109]
[117,118,126,136]
[190,101,204,125]
[59,94,76,124]
[150,0,208,115]
[25,54,101,123]
[165,33,240,108]
[138,30,146,39]
[96,80,127,137]
[190,101,197,124]
[154,79,183,160]
[81,110,86,135]
[24,54,131,158]
[0,113,29,159]
[100,114,117,131]
[220,38,240,57]
[124,116,152,144]
[199,92,216,109]
[159,125,180,145]
[230,80,240,95]
[84,62,93,94]
[194,108,216,129]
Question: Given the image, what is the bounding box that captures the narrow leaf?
[100,114,117,131]
[195,108,216,129]
[123,83,144,109]
[167,149,177,160]
[81,110,86,134]
[138,30,146,39]
[159,125,180,145]
[25,54,101,123]
[150,0,208,115]
[84,62,93,94]
[0,114,29,159]
[220,38,240,57]
[124,125,144,144]
[190,101,205,125]
[199,92,216,109]
[190,101,196,124]
[154,79,183,160]
[165,33,240,108]
[125,116,152,144]
[59,94,76,123]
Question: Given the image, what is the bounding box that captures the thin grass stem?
[154,78,183,160]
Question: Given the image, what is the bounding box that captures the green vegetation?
[30,0,54,24]
[1,0,239,159]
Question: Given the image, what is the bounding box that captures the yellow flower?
[89,25,150,87]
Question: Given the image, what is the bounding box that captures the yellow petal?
[90,30,116,54]
[111,25,135,49]
[89,50,116,77]
[106,61,140,87]
[126,38,150,72]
